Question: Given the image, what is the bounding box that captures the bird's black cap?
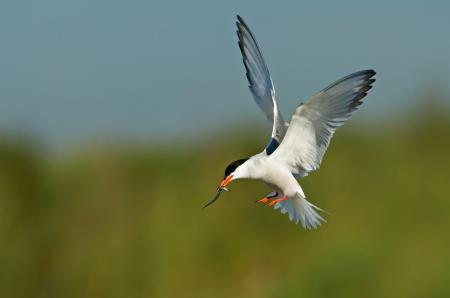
[224,158,248,178]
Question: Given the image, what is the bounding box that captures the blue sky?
[1,0,450,147]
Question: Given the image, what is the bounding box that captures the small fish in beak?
[203,188,224,209]
[203,175,233,208]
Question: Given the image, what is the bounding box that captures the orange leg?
[256,197,270,203]
[267,196,288,206]
[256,192,278,204]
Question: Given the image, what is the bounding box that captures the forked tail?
[273,192,326,229]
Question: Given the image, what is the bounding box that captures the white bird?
[204,15,376,229]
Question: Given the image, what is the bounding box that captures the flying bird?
[203,15,376,229]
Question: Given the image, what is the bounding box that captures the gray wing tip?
[236,15,247,32]
[349,70,377,109]
[323,69,376,92]
[359,69,376,76]
[351,69,376,80]
[235,15,271,92]
[236,15,258,46]
[236,15,245,26]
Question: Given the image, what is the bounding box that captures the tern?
[204,15,376,229]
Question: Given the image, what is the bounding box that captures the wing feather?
[236,15,287,150]
[270,70,376,175]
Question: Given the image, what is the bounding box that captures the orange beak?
[219,175,234,189]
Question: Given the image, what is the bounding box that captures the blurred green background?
[1,98,450,298]
[2,1,450,297]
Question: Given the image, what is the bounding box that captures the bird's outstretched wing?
[236,15,287,154]
[270,70,376,176]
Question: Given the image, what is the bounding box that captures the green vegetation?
[1,111,450,298]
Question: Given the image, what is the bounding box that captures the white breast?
[245,155,302,197]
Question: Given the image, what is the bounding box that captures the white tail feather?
[274,193,326,229]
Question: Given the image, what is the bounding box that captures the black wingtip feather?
[348,71,377,110]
